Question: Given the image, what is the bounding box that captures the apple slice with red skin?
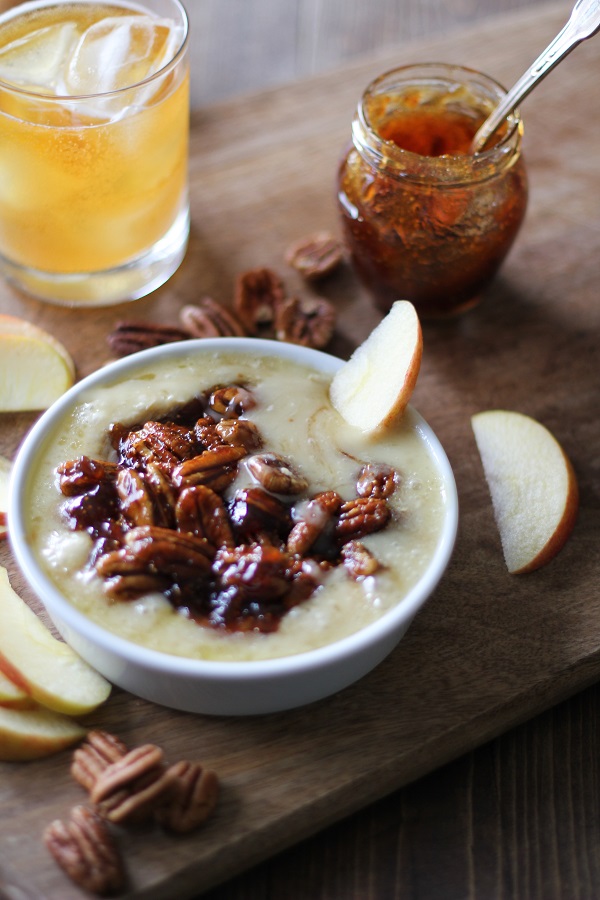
[471,410,579,574]
[330,300,423,433]
[0,566,111,715]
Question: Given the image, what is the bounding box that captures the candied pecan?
[95,548,172,600]
[60,483,120,535]
[116,468,155,527]
[155,761,219,833]
[208,384,256,417]
[107,320,189,357]
[175,485,235,548]
[287,490,343,556]
[118,421,197,473]
[71,731,129,792]
[144,461,178,527]
[180,297,247,338]
[285,231,344,280]
[216,418,263,451]
[229,487,291,540]
[91,744,176,824]
[335,497,391,541]
[194,416,223,450]
[56,457,118,497]
[43,805,126,896]
[340,540,381,579]
[246,452,308,495]
[124,526,215,579]
[274,295,336,349]
[173,444,247,492]
[211,543,292,630]
[234,267,285,335]
[356,462,399,499]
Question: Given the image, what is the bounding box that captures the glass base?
[0,203,190,307]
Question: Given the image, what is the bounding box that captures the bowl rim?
[8,337,458,679]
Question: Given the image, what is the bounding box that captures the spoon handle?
[471,0,600,153]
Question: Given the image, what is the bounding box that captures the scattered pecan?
[335,497,391,541]
[356,462,399,499]
[287,490,343,556]
[107,320,189,357]
[71,731,129,793]
[246,452,308,495]
[175,485,235,548]
[274,295,336,349]
[340,540,381,579]
[155,761,219,833]
[43,805,126,896]
[285,231,344,280]
[234,267,285,335]
[180,297,247,338]
[91,744,176,825]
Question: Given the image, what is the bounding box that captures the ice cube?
[66,15,182,96]
[0,22,78,93]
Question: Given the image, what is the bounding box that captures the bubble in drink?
[66,15,183,96]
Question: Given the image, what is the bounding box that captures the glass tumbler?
[0,0,189,306]
[337,63,528,317]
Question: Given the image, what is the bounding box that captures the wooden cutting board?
[1,3,599,896]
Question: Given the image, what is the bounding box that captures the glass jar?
[337,63,528,317]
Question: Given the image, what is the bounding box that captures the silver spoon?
[471,0,600,153]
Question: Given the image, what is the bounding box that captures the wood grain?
[1,3,599,898]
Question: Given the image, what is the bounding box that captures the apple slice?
[330,300,422,432]
[0,566,111,715]
[0,313,75,411]
[471,410,579,574]
[0,703,85,761]
[0,668,33,709]
[0,454,9,540]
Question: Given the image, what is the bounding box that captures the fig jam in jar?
[337,64,528,317]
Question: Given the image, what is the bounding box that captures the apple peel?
[0,454,9,540]
[0,703,85,761]
[329,300,422,433]
[471,409,579,574]
[0,566,111,715]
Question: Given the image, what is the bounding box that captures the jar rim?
[352,62,523,185]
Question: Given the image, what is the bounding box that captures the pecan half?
[246,452,308,495]
[180,297,247,338]
[43,805,126,896]
[91,744,176,824]
[285,231,344,280]
[56,456,118,497]
[107,320,189,357]
[208,384,256,417]
[335,497,391,541]
[124,526,215,579]
[173,444,247,492]
[116,468,155,527]
[119,421,197,473]
[229,487,291,540]
[155,761,219,833]
[356,462,399,499]
[234,267,285,336]
[340,540,381,579]
[216,418,263,451]
[71,731,129,793]
[95,547,172,600]
[175,485,235,548]
[274,295,336,349]
[287,490,342,556]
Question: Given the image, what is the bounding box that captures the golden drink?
[0,0,189,305]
